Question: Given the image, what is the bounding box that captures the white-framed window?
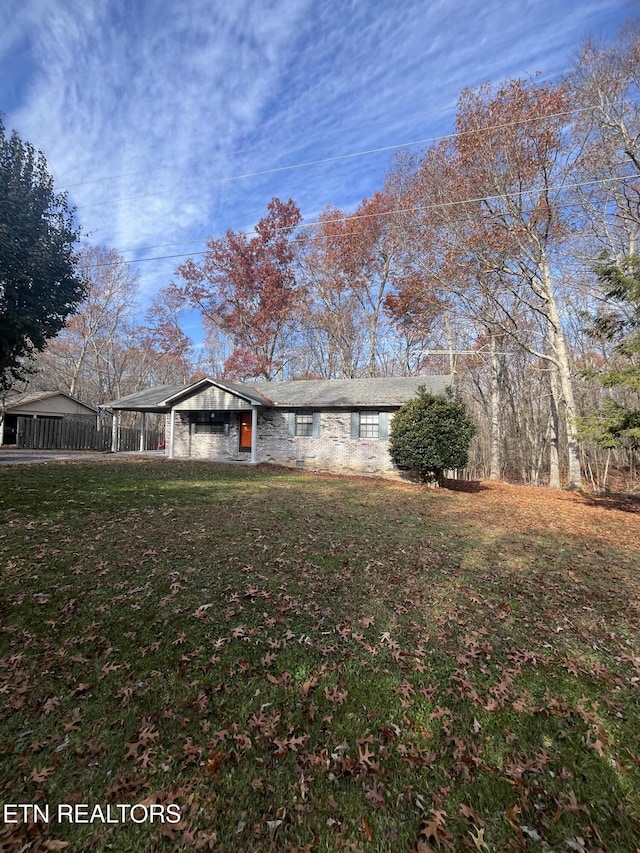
[358,412,379,438]
[287,411,321,437]
[351,411,389,440]
[295,412,314,436]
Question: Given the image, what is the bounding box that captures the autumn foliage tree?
[336,191,403,376]
[175,197,302,380]
[31,249,194,404]
[297,189,423,378]
[386,77,586,488]
[297,205,371,378]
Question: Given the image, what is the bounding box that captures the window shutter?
[312,412,321,437]
[287,412,295,437]
[378,411,389,440]
[351,411,359,439]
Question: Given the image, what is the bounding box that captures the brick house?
[102,375,450,476]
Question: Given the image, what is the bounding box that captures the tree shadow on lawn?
[439,477,487,493]
[442,474,640,510]
[579,490,640,514]
[2,461,640,851]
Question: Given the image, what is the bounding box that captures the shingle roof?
[101,376,451,412]
[3,390,97,413]
[100,385,186,411]
[247,376,450,407]
[163,379,271,407]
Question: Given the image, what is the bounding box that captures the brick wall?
[171,412,248,462]
[257,409,398,474]
[167,408,401,476]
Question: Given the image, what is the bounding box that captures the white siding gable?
[174,387,252,411]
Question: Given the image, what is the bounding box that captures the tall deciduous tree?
[0,117,85,392]
[455,78,584,488]
[339,191,403,376]
[298,190,420,378]
[297,206,368,378]
[32,250,195,404]
[175,197,302,380]
[570,27,640,264]
[34,245,139,402]
[133,286,195,387]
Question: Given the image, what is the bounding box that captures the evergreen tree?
[580,256,640,449]
[389,388,476,485]
[0,117,85,393]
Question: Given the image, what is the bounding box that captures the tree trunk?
[548,393,561,488]
[541,257,582,489]
[444,312,457,377]
[548,339,561,489]
[489,330,501,480]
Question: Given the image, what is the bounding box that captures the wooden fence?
[16,416,164,452]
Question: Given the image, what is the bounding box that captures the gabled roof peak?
[101,375,452,412]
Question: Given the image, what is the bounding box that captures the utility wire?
[71,101,613,212]
[86,169,638,270]
[60,103,459,191]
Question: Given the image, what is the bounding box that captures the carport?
[99,385,184,452]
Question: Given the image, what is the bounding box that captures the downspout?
[168,407,176,460]
[250,406,258,465]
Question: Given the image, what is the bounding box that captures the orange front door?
[239,412,252,452]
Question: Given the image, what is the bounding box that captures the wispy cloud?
[0,0,632,309]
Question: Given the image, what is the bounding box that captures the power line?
[59,103,459,192]
[87,170,639,270]
[71,102,610,213]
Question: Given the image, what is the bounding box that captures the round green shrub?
[389,387,476,485]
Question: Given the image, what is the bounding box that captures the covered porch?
[100,380,269,463]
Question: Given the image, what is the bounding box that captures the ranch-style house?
[101,375,450,477]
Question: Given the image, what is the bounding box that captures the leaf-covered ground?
[0,460,639,852]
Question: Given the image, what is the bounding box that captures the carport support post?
[168,407,176,459]
[139,412,146,452]
[111,412,118,452]
[250,406,257,464]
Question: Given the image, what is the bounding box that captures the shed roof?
[101,376,451,413]
[3,390,97,414]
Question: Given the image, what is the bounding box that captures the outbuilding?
[0,390,97,446]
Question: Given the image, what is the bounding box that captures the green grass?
[0,460,639,852]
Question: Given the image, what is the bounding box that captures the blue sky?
[0,0,634,340]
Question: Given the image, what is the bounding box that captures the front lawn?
[1,460,639,852]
